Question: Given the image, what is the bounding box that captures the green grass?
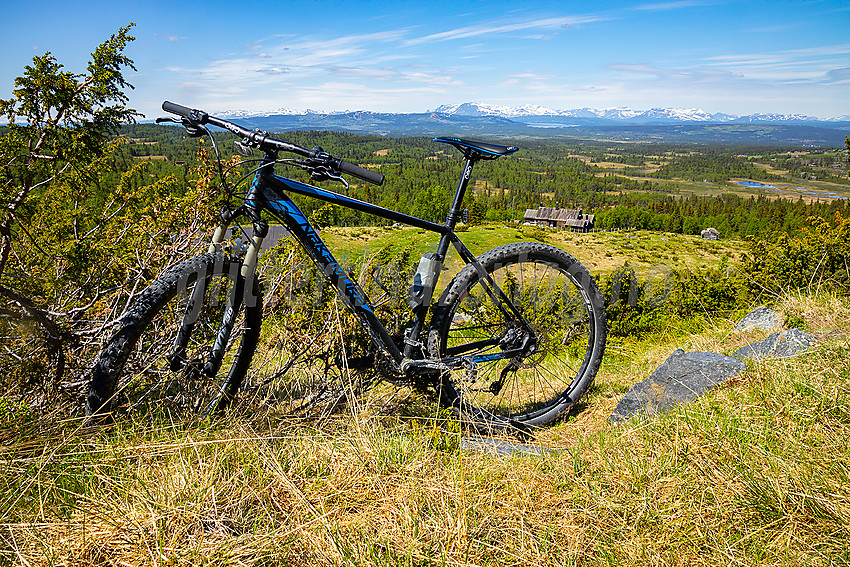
[2,293,849,566]
[321,224,745,292]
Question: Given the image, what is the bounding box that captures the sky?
[1,0,849,120]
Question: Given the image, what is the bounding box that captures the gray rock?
[733,328,815,360]
[734,306,783,332]
[609,349,747,423]
[460,435,555,457]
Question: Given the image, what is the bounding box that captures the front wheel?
[428,242,607,430]
[86,253,262,419]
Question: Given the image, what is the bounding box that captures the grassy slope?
[2,291,848,566]
[322,224,745,295]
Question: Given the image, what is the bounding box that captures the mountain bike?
[85,101,607,432]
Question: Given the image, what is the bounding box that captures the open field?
[321,224,745,293]
[563,149,850,203]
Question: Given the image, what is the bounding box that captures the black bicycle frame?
[236,153,526,371]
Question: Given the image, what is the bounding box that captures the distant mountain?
[224,111,528,137]
[217,107,321,119]
[432,102,827,125]
[203,102,850,146]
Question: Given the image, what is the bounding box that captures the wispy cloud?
[606,63,743,82]
[823,67,850,84]
[148,4,847,117]
[404,15,607,46]
[153,32,185,42]
[705,43,850,64]
[700,43,850,82]
[256,67,289,75]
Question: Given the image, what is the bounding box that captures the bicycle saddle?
[433,137,519,160]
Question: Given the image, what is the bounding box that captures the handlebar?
[161,100,194,117]
[161,100,385,186]
[329,156,385,185]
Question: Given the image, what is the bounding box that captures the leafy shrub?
[0,29,229,408]
[600,261,749,338]
[741,213,850,298]
[669,264,745,317]
[519,225,548,242]
[600,264,673,338]
[258,237,417,372]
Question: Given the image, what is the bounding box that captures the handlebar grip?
[337,159,385,186]
[162,101,195,117]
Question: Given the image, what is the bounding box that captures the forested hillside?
[115,124,850,236]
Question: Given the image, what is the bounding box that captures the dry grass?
[3,293,850,566]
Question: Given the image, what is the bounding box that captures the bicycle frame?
[199,151,528,378]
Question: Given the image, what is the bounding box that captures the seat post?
[445,156,476,230]
[433,155,475,262]
[429,136,518,260]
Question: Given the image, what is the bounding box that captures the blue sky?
[2,0,849,119]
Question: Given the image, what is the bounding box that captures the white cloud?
[700,43,850,83]
[139,7,847,118]
[605,63,743,82]
[403,15,607,46]
[823,67,850,85]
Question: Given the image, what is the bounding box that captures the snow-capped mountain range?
[214,102,847,124]
[189,101,849,145]
[430,102,843,123]
[216,107,320,119]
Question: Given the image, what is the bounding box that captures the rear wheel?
[428,242,606,430]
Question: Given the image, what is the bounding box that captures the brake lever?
[328,172,349,190]
[181,117,205,138]
[234,139,254,157]
[292,159,347,190]
[155,115,205,137]
[310,166,349,190]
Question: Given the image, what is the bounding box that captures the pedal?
[167,350,186,371]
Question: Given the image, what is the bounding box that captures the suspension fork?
[167,212,232,371]
[203,201,266,377]
[167,203,266,376]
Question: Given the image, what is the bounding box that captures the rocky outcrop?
[733,328,815,360]
[607,307,817,425]
[734,306,783,332]
[608,350,747,423]
[466,306,819,453]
